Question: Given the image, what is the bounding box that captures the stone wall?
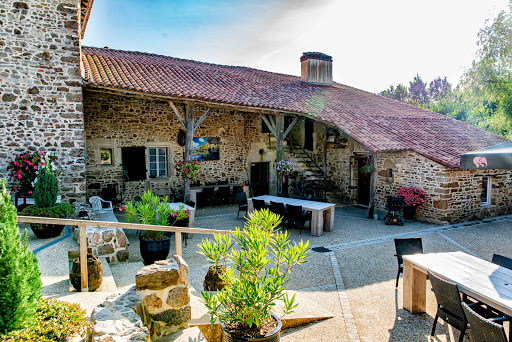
[84,91,271,202]
[0,0,86,202]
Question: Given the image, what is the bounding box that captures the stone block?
[143,293,162,309]
[98,244,114,256]
[150,305,191,326]
[117,250,129,262]
[167,287,190,308]
[136,259,180,290]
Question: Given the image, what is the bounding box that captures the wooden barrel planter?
[204,265,226,291]
[70,253,103,292]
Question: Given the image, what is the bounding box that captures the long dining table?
[247,195,336,236]
[402,251,512,316]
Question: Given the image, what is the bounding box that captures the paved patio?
[22,204,512,341]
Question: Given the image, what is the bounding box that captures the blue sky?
[83,0,509,93]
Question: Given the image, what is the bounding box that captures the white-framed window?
[480,176,491,206]
[148,147,168,178]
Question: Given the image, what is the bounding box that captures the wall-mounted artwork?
[100,148,113,165]
[192,137,220,161]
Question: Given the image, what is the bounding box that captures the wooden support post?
[403,259,427,313]
[79,225,88,292]
[175,232,182,256]
[276,114,285,193]
[367,153,377,219]
[323,126,328,198]
[183,105,195,203]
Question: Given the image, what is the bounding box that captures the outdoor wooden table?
[403,251,512,316]
[247,195,336,237]
[190,183,249,205]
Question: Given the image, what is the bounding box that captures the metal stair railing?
[286,138,326,188]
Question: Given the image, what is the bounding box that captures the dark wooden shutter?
[122,147,146,181]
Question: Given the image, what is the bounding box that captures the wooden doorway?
[304,119,314,150]
[356,156,371,206]
[250,162,269,197]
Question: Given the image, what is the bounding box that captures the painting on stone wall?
[191,137,220,161]
[100,148,112,165]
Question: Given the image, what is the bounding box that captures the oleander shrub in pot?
[124,190,189,265]
[198,209,310,341]
[0,178,41,335]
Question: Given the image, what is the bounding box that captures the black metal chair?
[285,204,309,235]
[277,193,289,198]
[215,186,231,205]
[199,186,215,207]
[492,253,512,270]
[291,195,308,200]
[462,302,510,342]
[252,199,267,211]
[217,180,228,185]
[394,238,423,287]
[269,201,286,224]
[236,192,247,218]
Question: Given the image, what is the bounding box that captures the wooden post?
[175,232,182,256]
[276,114,285,193]
[403,259,427,313]
[367,153,377,219]
[323,126,328,198]
[79,225,88,292]
[183,105,195,203]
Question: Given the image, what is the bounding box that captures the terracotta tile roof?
[81,46,507,168]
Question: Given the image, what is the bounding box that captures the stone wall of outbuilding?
[84,91,274,202]
[0,0,86,202]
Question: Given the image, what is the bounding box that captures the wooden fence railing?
[18,216,234,292]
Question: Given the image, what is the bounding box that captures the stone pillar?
[135,256,191,339]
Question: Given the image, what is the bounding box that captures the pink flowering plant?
[123,190,190,240]
[276,160,295,175]
[176,159,202,182]
[397,187,427,207]
[7,151,59,194]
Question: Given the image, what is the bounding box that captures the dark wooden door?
[357,158,371,205]
[250,162,269,196]
[304,119,314,150]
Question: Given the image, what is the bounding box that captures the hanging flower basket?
[359,164,375,174]
[276,160,295,175]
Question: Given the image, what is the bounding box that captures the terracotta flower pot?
[221,313,281,342]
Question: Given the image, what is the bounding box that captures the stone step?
[109,261,145,292]
[158,326,205,342]
[68,252,117,292]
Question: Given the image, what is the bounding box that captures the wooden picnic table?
[403,251,512,316]
[247,195,335,237]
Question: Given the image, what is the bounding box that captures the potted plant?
[198,209,310,341]
[276,160,295,176]
[198,233,232,291]
[21,157,74,238]
[7,151,58,195]
[359,164,375,174]
[397,186,427,220]
[176,159,202,182]
[123,190,189,265]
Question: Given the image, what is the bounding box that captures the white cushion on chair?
[89,196,113,212]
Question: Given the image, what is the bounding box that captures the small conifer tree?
[33,160,58,208]
[0,178,42,334]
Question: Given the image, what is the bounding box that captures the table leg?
[187,211,195,239]
[190,192,197,205]
[403,259,426,313]
[311,210,324,237]
[323,207,335,232]
[247,199,253,213]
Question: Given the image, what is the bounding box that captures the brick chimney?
[300,52,333,85]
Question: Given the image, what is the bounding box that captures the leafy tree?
[428,77,452,103]
[380,84,409,102]
[0,179,41,334]
[409,74,429,107]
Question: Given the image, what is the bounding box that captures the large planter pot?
[30,223,65,239]
[70,253,103,291]
[403,206,417,220]
[139,235,171,266]
[203,265,226,291]
[221,312,282,342]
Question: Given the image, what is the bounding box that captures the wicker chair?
[252,199,267,211]
[394,238,423,287]
[269,201,286,224]
[492,254,512,270]
[236,192,247,218]
[285,204,309,235]
[462,302,509,342]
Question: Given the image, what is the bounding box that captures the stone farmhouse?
[1,0,511,224]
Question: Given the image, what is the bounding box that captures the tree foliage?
[0,179,41,334]
[379,5,512,139]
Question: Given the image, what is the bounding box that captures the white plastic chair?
[89,196,113,212]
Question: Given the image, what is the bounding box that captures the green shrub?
[32,163,58,208]
[21,203,74,219]
[1,298,90,341]
[0,179,41,334]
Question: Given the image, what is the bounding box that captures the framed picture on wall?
[100,148,113,165]
[191,137,220,161]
